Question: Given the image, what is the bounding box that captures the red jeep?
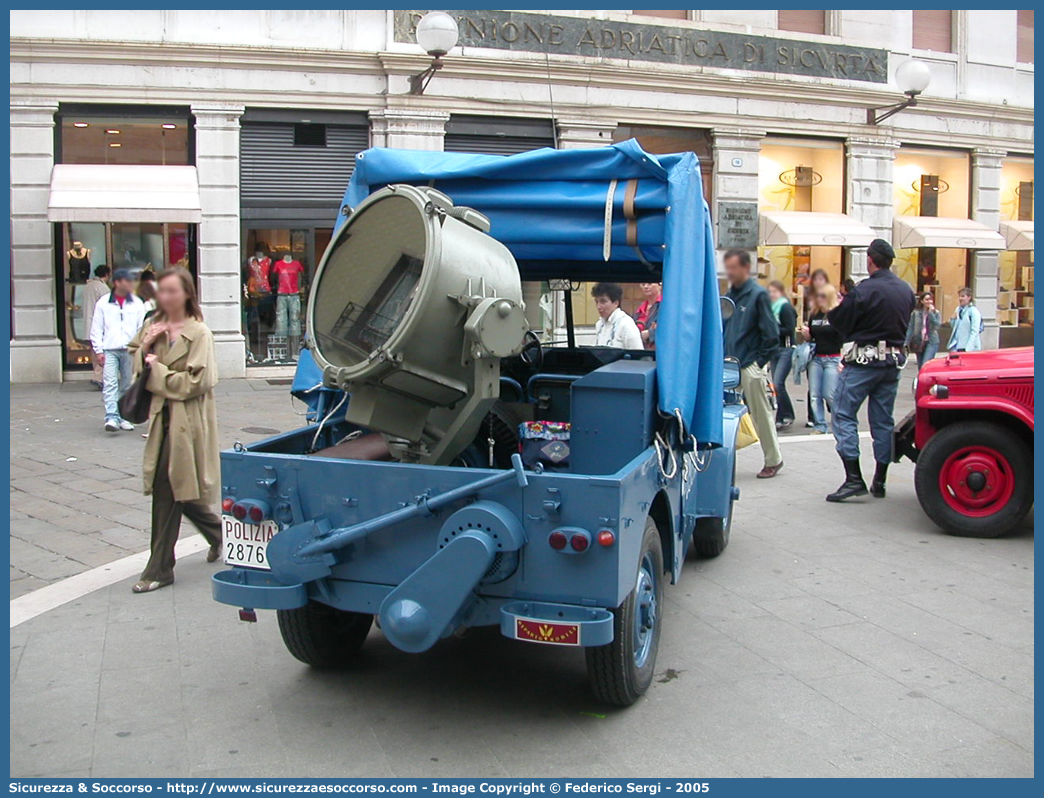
[893,347,1034,538]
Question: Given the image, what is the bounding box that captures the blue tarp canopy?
[341,140,723,447]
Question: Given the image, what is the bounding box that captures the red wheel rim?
[937,445,1015,518]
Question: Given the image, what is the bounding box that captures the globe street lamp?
[867,59,932,125]
[408,11,460,95]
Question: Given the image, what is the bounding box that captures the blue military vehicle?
[212,141,744,705]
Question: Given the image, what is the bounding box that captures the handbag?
[118,365,153,425]
[736,412,759,450]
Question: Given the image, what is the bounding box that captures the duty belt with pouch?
[842,340,906,366]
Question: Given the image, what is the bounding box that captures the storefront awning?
[758,211,876,247]
[999,220,1034,251]
[893,216,1006,250]
[47,164,202,224]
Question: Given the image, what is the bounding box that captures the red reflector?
[597,529,615,547]
[549,531,567,550]
[238,609,257,623]
[248,505,265,523]
[222,497,235,513]
[570,533,589,552]
[231,502,247,521]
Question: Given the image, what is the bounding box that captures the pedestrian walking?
[592,282,644,349]
[905,291,942,369]
[825,239,916,502]
[947,287,983,352]
[767,281,797,429]
[90,268,147,432]
[723,249,783,479]
[128,267,222,593]
[800,283,842,434]
[81,264,111,388]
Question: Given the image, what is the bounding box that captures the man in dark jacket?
[724,249,782,478]
[825,238,916,502]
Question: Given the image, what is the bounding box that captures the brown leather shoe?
[757,462,784,479]
[206,543,221,563]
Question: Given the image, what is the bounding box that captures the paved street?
[9,374,1034,778]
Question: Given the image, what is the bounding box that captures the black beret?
[867,238,895,262]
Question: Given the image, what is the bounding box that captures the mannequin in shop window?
[67,241,91,283]
[243,250,275,349]
[272,252,306,359]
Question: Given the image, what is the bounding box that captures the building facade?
[10,9,1034,382]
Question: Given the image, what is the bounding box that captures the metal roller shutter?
[444,115,555,155]
[240,123,369,206]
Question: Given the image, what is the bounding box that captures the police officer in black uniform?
[825,239,916,502]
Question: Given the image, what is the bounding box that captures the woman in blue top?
[905,291,942,369]
[947,287,982,352]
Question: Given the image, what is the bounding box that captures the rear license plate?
[222,516,279,570]
[514,618,580,646]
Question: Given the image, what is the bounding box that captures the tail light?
[222,497,236,513]
[597,529,615,547]
[232,499,271,525]
[549,527,593,554]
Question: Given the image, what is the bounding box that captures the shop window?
[893,147,971,320]
[778,10,826,35]
[758,137,845,313]
[242,227,315,365]
[294,123,327,147]
[59,111,190,166]
[1017,10,1034,64]
[632,11,689,20]
[913,10,953,53]
[998,156,1034,329]
[57,222,196,370]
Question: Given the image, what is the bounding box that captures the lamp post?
[867,59,931,125]
[408,11,459,95]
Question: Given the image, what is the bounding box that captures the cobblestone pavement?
[10,379,304,598]
[8,374,1034,777]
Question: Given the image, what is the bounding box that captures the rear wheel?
[277,601,373,667]
[692,457,736,558]
[914,421,1033,538]
[586,517,664,706]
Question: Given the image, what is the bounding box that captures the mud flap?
[379,531,497,653]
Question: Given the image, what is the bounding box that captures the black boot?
[826,459,868,502]
[870,462,888,499]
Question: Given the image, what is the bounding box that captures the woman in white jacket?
[591,282,644,349]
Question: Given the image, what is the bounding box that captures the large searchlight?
[307,184,528,466]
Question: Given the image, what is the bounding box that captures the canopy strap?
[623,179,655,272]
[602,179,618,262]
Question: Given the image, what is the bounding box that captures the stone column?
[711,127,765,270]
[845,136,899,282]
[10,101,62,383]
[971,147,1005,350]
[369,109,449,151]
[192,103,247,378]
[556,118,617,149]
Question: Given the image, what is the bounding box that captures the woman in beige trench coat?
[128,267,222,593]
